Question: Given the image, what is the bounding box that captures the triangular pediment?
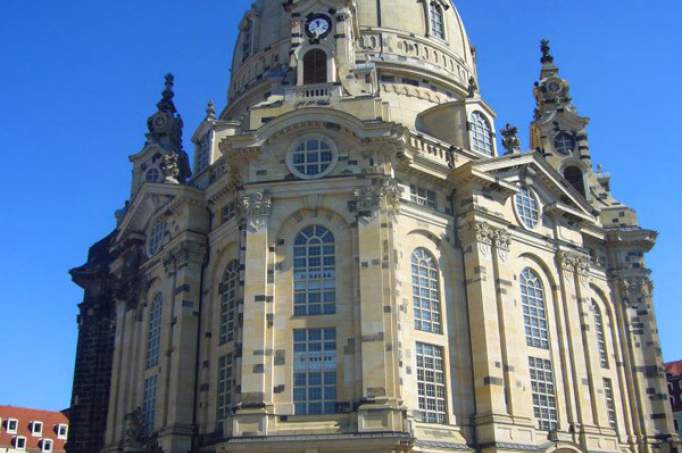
[115,183,185,243]
[468,152,598,223]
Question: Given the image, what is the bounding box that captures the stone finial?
[206,100,217,120]
[540,39,554,64]
[501,123,521,155]
[157,73,177,114]
[467,76,478,98]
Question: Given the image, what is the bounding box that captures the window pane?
[412,248,442,334]
[415,342,447,424]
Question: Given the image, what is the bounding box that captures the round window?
[554,132,575,155]
[287,136,338,179]
[515,186,540,229]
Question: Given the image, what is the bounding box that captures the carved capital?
[557,251,591,285]
[163,241,207,275]
[240,191,272,230]
[460,221,496,257]
[352,177,402,217]
[493,228,512,262]
[619,276,654,299]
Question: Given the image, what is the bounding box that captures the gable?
[468,153,598,224]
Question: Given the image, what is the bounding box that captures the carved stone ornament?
[160,153,180,184]
[493,228,512,262]
[557,251,591,285]
[353,177,402,217]
[500,123,521,155]
[163,241,207,276]
[240,191,272,229]
[620,276,653,299]
[460,221,513,260]
[124,407,146,449]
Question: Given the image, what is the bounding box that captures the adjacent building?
[666,362,682,434]
[69,1,680,453]
[0,406,68,453]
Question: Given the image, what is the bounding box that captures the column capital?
[240,190,272,230]
[163,240,207,276]
[556,250,591,286]
[352,177,402,218]
[459,220,511,259]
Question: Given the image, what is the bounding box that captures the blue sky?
[0,0,680,411]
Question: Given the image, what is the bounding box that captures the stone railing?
[409,134,454,168]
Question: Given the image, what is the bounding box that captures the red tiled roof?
[0,406,68,452]
[666,360,682,377]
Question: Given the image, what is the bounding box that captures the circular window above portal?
[287,136,338,179]
[514,186,541,230]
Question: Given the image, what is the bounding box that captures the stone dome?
[226,0,477,120]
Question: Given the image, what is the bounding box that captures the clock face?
[547,80,561,94]
[306,15,331,39]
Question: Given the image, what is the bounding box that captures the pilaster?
[556,251,597,438]
[458,219,509,443]
[353,178,405,432]
[232,191,274,436]
[159,237,207,452]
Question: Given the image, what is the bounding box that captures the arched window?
[145,167,160,183]
[470,112,493,155]
[564,166,586,197]
[146,293,163,369]
[593,301,609,368]
[515,187,540,229]
[520,268,549,349]
[219,260,240,344]
[412,248,442,334]
[303,49,327,85]
[147,220,167,257]
[430,3,445,40]
[294,225,336,316]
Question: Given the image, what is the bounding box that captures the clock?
[305,14,332,39]
[546,79,562,94]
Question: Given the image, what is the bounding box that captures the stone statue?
[501,123,521,154]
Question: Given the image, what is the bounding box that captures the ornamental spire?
[156,73,177,114]
[539,39,559,79]
[540,39,553,64]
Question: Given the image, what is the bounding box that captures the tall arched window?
[412,248,442,334]
[520,268,549,349]
[294,225,336,316]
[470,112,493,155]
[146,293,163,369]
[593,301,609,368]
[430,3,445,40]
[564,166,586,197]
[303,49,328,85]
[219,260,240,344]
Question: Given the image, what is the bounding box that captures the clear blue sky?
[0,0,680,411]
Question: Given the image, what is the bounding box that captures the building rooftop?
[0,405,68,452]
[666,361,682,377]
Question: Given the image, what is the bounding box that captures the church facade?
[68,1,680,453]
